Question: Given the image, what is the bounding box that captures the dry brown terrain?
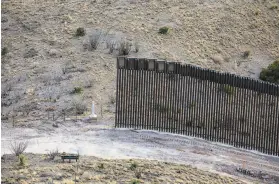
[1,153,247,184]
[1,0,279,183]
[1,0,279,121]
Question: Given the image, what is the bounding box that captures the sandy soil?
[2,120,279,183]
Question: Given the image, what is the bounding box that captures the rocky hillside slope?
[1,0,279,122]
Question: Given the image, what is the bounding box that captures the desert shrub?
[1,154,7,163]
[98,163,104,169]
[135,169,142,179]
[9,141,28,156]
[243,50,250,58]
[18,154,27,166]
[130,162,138,170]
[223,85,234,95]
[45,86,57,101]
[76,27,85,37]
[130,179,140,184]
[62,61,75,74]
[134,41,140,53]
[84,79,93,88]
[270,5,278,10]
[109,96,116,104]
[259,59,279,84]
[71,87,83,94]
[2,47,8,56]
[72,99,87,115]
[88,31,102,50]
[159,26,170,34]
[106,40,116,54]
[118,39,132,56]
[47,148,59,160]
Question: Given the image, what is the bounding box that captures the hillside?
[1,0,279,123]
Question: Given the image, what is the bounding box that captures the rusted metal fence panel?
[115,57,279,156]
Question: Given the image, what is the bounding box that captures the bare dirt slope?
[1,0,279,120]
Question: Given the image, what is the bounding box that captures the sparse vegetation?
[270,5,278,10]
[47,148,59,160]
[0,154,257,183]
[72,98,87,115]
[76,27,85,37]
[259,59,279,84]
[118,39,132,56]
[62,61,76,74]
[130,179,140,184]
[1,0,279,183]
[83,79,93,88]
[254,10,260,15]
[130,162,138,170]
[159,26,170,34]
[2,47,8,56]
[9,141,28,156]
[18,154,27,166]
[134,41,140,53]
[106,40,116,54]
[243,50,250,58]
[71,87,83,94]
[109,96,116,104]
[135,169,142,179]
[88,31,102,51]
[98,163,104,169]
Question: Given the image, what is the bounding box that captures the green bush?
[98,163,104,169]
[76,27,85,37]
[270,5,278,10]
[18,154,27,166]
[159,26,170,34]
[72,87,83,94]
[259,59,279,84]
[130,162,138,170]
[243,50,250,58]
[130,179,140,184]
[2,47,8,56]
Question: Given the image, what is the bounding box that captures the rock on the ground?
[210,55,224,65]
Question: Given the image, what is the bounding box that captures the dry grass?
[1,0,278,121]
[9,141,28,156]
[1,154,246,184]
